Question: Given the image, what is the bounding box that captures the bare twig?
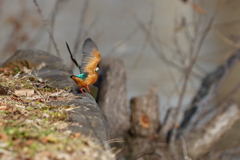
[33,0,61,58]
[172,19,214,138]
[73,0,89,55]
[173,16,185,59]
[68,0,89,70]
[1,1,31,57]
[170,58,194,160]
[169,4,219,159]
[134,150,162,160]
[26,26,45,48]
[132,4,155,69]
[111,144,125,156]
[48,0,66,52]
[193,14,216,59]
[82,14,98,40]
[215,29,240,48]
[133,13,202,78]
[106,26,138,56]
[182,17,193,43]
[180,136,192,160]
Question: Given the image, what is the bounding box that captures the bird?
[66,38,100,95]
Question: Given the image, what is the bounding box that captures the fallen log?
[186,102,240,159]
[179,49,240,135]
[2,49,76,90]
[2,49,111,144]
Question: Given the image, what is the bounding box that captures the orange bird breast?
[71,72,98,88]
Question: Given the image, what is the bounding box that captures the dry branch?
[159,108,176,142]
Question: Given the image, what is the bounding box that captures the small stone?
[0,85,9,95]
[42,113,50,118]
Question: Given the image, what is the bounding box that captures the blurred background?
[0,0,240,120]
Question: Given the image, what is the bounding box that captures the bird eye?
[95,67,99,72]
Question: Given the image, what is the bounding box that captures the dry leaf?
[41,135,57,143]
[191,2,206,14]
[0,133,8,140]
[69,132,82,138]
[25,140,35,146]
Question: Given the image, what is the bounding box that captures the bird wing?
[80,38,100,74]
[66,42,81,71]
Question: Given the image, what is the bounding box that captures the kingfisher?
[66,38,101,95]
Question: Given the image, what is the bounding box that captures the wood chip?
[0,106,7,110]
[14,89,35,96]
[139,114,150,128]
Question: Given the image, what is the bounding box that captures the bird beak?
[70,75,74,78]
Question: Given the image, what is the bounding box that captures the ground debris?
[0,69,115,160]
[14,89,35,96]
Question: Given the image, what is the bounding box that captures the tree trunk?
[97,57,130,139]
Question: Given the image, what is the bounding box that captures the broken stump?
[130,93,160,137]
